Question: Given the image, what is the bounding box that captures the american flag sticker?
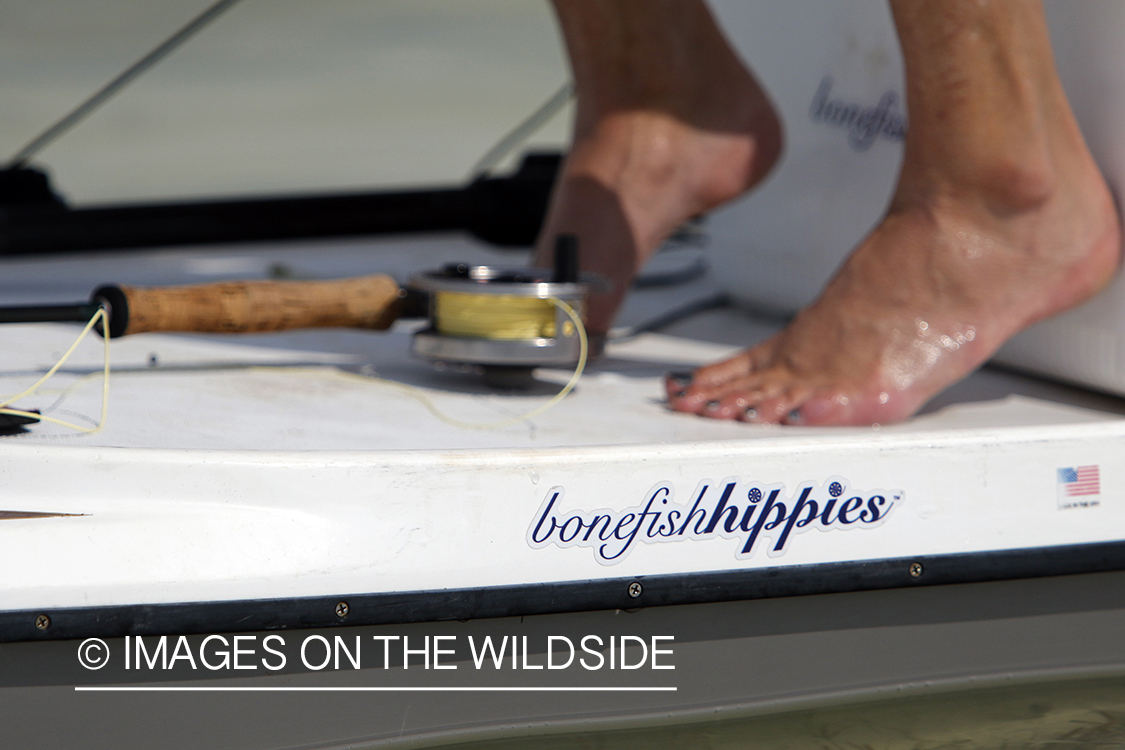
[1057,465,1101,509]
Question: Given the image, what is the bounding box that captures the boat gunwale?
[5,538,1124,644]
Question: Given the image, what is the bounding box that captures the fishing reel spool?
[409,235,605,388]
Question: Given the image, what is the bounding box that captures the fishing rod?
[0,233,599,365]
[0,235,600,430]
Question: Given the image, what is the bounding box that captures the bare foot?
[666,0,1122,426]
[539,0,781,335]
[668,180,1120,425]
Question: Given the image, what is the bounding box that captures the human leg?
[668,0,1121,425]
[538,0,782,336]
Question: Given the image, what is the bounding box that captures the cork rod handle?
[95,275,405,337]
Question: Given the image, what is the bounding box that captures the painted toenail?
[666,371,694,387]
[743,407,757,420]
[705,400,721,411]
[788,409,802,423]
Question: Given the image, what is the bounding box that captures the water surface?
[450,676,1125,750]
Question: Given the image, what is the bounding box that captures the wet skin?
[546,0,1121,426]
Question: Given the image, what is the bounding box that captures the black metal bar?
[0,188,471,255]
[0,152,562,255]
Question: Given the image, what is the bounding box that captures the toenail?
[743,407,757,420]
[705,400,721,411]
[666,371,694,387]
[788,409,802,423]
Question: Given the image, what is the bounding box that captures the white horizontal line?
[75,686,677,693]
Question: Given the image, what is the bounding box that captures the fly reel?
[409,236,605,387]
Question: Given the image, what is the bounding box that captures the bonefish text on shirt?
[527,477,902,565]
[809,75,907,152]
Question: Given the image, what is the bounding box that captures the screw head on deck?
[627,582,643,599]
[335,601,350,619]
[909,562,924,579]
[34,614,50,631]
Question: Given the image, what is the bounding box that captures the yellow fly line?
[0,295,587,436]
[0,306,110,433]
[305,295,588,431]
[433,290,580,341]
[379,295,586,429]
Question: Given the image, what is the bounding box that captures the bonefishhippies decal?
[527,477,902,565]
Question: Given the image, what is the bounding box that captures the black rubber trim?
[5,539,1125,643]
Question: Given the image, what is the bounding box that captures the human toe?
[717,392,765,422]
[690,349,757,388]
[664,370,697,400]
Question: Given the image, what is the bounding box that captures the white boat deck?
[3,234,1123,453]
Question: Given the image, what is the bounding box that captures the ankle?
[896,136,1063,218]
[974,147,1059,213]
